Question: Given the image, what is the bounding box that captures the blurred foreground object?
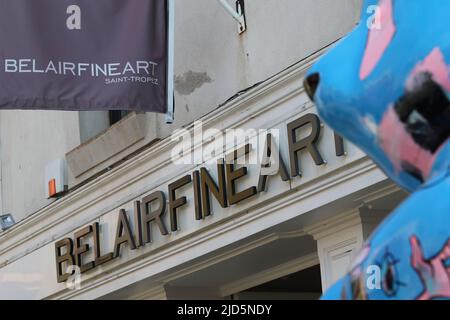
[305,0,450,300]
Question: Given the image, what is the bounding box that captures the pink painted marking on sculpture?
[360,0,396,80]
[379,107,434,178]
[411,236,450,300]
[407,48,450,92]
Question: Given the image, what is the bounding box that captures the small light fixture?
[0,214,16,231]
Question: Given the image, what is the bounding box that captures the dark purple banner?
[0,0,168,113]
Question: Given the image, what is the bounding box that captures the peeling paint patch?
[175,71,212,95]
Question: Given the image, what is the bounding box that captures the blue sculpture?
[305,0,450,299]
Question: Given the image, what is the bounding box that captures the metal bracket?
[216,0,247,34]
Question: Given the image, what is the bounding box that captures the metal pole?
[165,0,175,123]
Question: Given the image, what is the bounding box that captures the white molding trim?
[161,233,281,285]
[51,158,382,300]
[127,286,167,300]
[159,229,307,286]
[303,209,362,240]
[220,252,319,297]
[352,183,405,204]
[71,231,304,300]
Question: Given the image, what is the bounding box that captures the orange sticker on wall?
[48,179,57,197]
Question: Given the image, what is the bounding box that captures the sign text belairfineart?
[55,114,346,283]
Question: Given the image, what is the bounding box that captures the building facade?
[0,0,408,300]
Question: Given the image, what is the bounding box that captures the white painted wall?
[0,0,362,223]
[0,111,80,221]
[157,0,361,138]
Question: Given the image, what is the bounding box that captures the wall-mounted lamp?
[216,0,247,34]
[0,214,16,231]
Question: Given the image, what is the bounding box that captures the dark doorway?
[232,264,322,300]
